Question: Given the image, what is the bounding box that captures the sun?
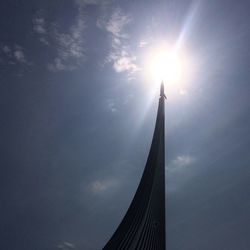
[145,44,184,89]
[150,49,182,84]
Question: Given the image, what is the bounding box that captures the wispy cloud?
[172,155,196,168]
[88,178,119,194]
[166,154,197,192]
[112,52,138,74]
[138,40,149,48]
[166,155,196,174]
[106,98,117,113]
[84,160,136,197]
[48,11,87,72]
[104,94,134,113]
[97,8,140,76]
[32,4,137,73]
[2,45,11,53]
[33,5,87,72]
[75,0,110,7]
[48,14,86,72]
[33,14,49,45]
[33,16,47,35]
[14,45,27,63]
[0,44,31,65]
[57,242,75,250]
[123,93,134,105]
[103,9,131,37]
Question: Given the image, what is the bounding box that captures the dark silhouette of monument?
[103,82,166,250]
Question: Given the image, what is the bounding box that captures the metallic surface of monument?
[103,82,166,250]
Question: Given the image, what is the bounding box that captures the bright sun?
[150,50,182,83]
[146,44,184,89]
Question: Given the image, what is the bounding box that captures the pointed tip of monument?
[160,81,167,99]
[160,81,164,94]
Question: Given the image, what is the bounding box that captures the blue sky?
[0,0,250,249]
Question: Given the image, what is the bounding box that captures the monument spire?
[103,83,166,250]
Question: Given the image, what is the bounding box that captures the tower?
[103,83,166,250]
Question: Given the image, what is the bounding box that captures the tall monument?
[103,82,166,250]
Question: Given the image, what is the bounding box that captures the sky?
[0,0,250,249]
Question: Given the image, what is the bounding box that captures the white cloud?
[33,6,87,72]
[39,37,49,46]
[106,98,117,113]
[0,44,31,66]
[113,54,138,73]
[104,9,131,37]
[89,179,119,194]
[48,57,70,72]
[172,155,195,168]
[139,40,149,48]
[33,14,50,46]
[166,155,197,192]
[97,8,140,76]
[2,45,11,53]
[48,11,87,72]
[123,93,134,105]
[57,242,75,250]
[166,155,196,174]
[33,17,47,34]
[32,4,137,73]
[14,45,32,65]
[14,49,26,63]
[75,0,110,7]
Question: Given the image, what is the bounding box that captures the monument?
[103,82,166,250]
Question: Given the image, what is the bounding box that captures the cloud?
[103,9,131,37]
[14,47,26,63]
[39,36,49,46]
[123,93,134,105]
[33,16,47,34]
[88,179,119,194]
[112,52,138,73]
[32,4,137,73]
[166,155,196,175]
[166,155,196,192]
[57,242,75,250]
[105,94,133,113]
[2,45,11,53]
[75,0,110,7]
[33,5,87,72]
[82,161,135,199]
[106,98,117,113]
[139,41,148,48]
[14,45,32,65]
[97,8,140,76]
[0,44,31,65]
[48,11,87,72]
[48,57,69,72]
[172,155,196,168]
[33,14,49,45]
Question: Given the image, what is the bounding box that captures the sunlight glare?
[148,47,183,87]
